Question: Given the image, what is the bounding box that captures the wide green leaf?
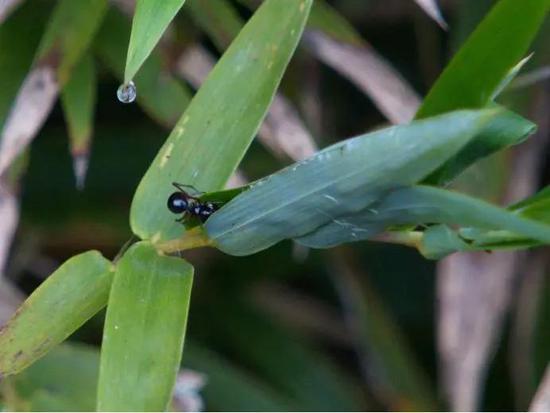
[61,54,97,189]
[130,0,312,242]
[97,242,193,411]
[184,0,317,164]
[0,251,113,376]
[95,7,192,128]
[416,0,549,119]
[124,0,187,82]
[206,109,498,256]
[36,0,108,86]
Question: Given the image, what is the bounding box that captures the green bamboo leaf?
[97,242,193,411]
[297,186,550,253]
[36,0,108,86]
[423,106,536,185]
[184,1,317,164]
[242,0,363,46]
[184,343,294,411]
[415,0,548,185]
[95,7,192,127]
[416,0,550,118]
[0,251,113,376]
[452,186,550,250]
[509,186,550,224]
[491,54,533,99]
[3,343,100,411]
[130,0,313,242]
[0,1,50,132]
[206,109,498,256]
[61,54,97,189]
[124,0,187,82]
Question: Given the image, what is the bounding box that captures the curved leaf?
[422,106,535,185]
[416,0,550,118]
[206,109,498,256]
[297,186,550,251]
[0,251,113,376]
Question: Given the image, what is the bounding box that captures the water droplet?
[117,81,136,103]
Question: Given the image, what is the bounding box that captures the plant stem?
[372,231,424,249]
[156,227,214,253]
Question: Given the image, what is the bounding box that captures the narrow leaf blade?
[424,106,536,185]
[124,0,187,82]
[0,251,113,376]
[416,0,550,118]
[61,54,97,189]
[298,186,550,255]
[36,0,108,86]
[95,7,192,127]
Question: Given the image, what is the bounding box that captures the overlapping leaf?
[206,109,498,256]
[297,186,550,253]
